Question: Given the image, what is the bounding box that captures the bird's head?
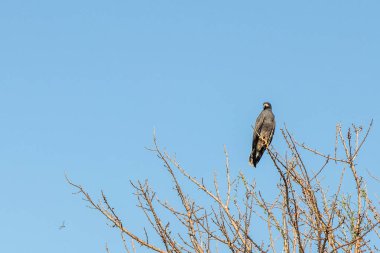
[263,102,272,110]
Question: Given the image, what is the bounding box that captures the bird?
[249,102,275,167]
[59,221,66,230]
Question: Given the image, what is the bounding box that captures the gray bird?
[249,102,275,167]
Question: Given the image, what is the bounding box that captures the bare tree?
[67,122,380,252]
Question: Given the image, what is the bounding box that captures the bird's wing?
[252,111,265,151]
[268,115,275,145]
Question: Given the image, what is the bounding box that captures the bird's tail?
[249,151,256,167]
[249,150,265,167]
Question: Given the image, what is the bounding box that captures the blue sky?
[0,1,379,252]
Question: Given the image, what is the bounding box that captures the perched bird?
[249,102,275,167]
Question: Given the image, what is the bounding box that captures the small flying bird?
[249,102,275,167]
[59,221,66,230]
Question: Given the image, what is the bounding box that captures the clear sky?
[0,1,379,252]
